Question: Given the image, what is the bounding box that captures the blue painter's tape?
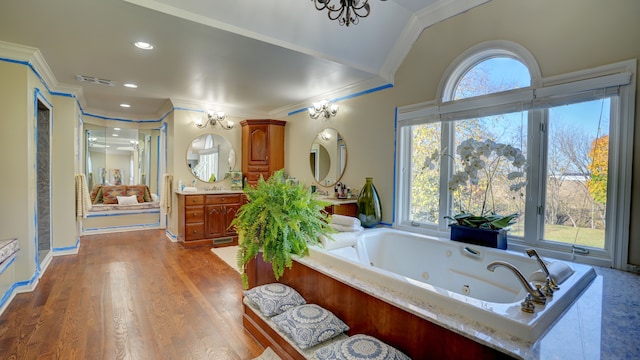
[392,106,398,224]
[86,209,160,218]
[165,229,178,240]
[287,83,394,117]
[53,237,80,252]
[0,257,16,276]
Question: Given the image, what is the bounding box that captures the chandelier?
[312,0,377,27]
[308,100,339,120]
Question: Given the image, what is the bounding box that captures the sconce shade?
[194,110,234,130]
[308,100,338,120]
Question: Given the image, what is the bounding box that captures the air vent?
[75,75,116,86]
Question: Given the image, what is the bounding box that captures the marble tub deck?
[295,252,640,360]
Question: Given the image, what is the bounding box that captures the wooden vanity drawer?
[206,194,242,205]
[247,172,269,181]
[185,207,204,223]
[248,165,269,173]
[184,195,205,205]
[184,223,205,240]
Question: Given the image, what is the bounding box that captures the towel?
[330,214,361,228]
[160,173,173,213]
[74,173,92,218]
[529,261,574,285]
[329,223,364,232]
[320,232,359,250]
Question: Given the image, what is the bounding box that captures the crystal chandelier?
[312,0,381,27]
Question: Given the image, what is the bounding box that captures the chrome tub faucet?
[487,260,547,313]
[526,248,560,291]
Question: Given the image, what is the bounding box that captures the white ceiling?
[0,0,489,119]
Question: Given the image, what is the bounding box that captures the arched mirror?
[187,133,236,182]
[309,128,346,187]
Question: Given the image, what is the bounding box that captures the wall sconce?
[194,110,235,130]
[308,100,338,120]
[319,129,332,141]
[130,140,139,151]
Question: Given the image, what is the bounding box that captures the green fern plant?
[231,169,334,288]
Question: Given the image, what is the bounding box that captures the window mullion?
[523,109,545,245]
[439,122,454,232]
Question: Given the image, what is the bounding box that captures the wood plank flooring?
[0,229,264,359]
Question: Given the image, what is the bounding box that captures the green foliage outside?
[230,169,334,288]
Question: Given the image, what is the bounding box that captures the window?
[396,42,635,269]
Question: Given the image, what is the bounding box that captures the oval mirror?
[309,128,346,187]
[187,133,236,183]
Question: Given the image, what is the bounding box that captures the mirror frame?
[310,128,347,187]
[186,133,236,183]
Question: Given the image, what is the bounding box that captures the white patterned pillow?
[314,334,411,360]
[271,304,349,349]
[243,283,306,317]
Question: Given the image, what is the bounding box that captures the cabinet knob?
[193,213,197,216]
[221,198,225,201]
[192,230,198,234]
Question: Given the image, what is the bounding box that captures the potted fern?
[231,169,334,288]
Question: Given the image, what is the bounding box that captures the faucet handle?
[520,294,536,313]
[540,277,555,298]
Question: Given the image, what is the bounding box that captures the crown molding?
[270,76,392,119]
[380,0,491,84]
[169,98,269,120]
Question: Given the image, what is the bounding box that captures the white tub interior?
[307,228,596,343]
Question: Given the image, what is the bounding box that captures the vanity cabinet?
[241,119,286,187]
[177,193,244,248]
[324,201,358,217]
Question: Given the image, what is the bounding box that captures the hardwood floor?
[0,229,265,359]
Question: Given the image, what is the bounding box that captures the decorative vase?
[357,177,382,228]
[449,224,507,250]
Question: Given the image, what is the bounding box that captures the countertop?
[295,253,640,359]
[532,266,640,360]
[175,189,244,195]
[318,196,358,205]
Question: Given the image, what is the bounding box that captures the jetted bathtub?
[305,228,596,343]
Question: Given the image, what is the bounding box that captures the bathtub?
[304,228,596,343]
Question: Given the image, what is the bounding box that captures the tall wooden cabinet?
[241,119,286,187]
[177,192,244,248]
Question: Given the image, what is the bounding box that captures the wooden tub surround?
[244,256,514,360]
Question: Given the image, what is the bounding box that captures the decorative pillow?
[91,187,104,204]
[116,194,139,205]
[244,283,306,317]
[143,186,152,202]
[271,304,349,349]
[102,186,127,204]
[126,186,146,203]
[315,334,411,360]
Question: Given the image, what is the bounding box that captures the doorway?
[36,99,51,264]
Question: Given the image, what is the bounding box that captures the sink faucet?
[487,260,547,313]
[525,248,559,291]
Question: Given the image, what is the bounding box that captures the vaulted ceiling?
[0,0,489,119]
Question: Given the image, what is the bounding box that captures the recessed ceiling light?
[134,41,154,50]
[114,128,121,131]
[112,134,119,137]
[123,83,138,88]
[120,104,131,108]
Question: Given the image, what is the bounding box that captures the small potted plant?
[424,138,527,249]
[231,169,334,288]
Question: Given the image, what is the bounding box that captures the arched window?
[396,41,635,269]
